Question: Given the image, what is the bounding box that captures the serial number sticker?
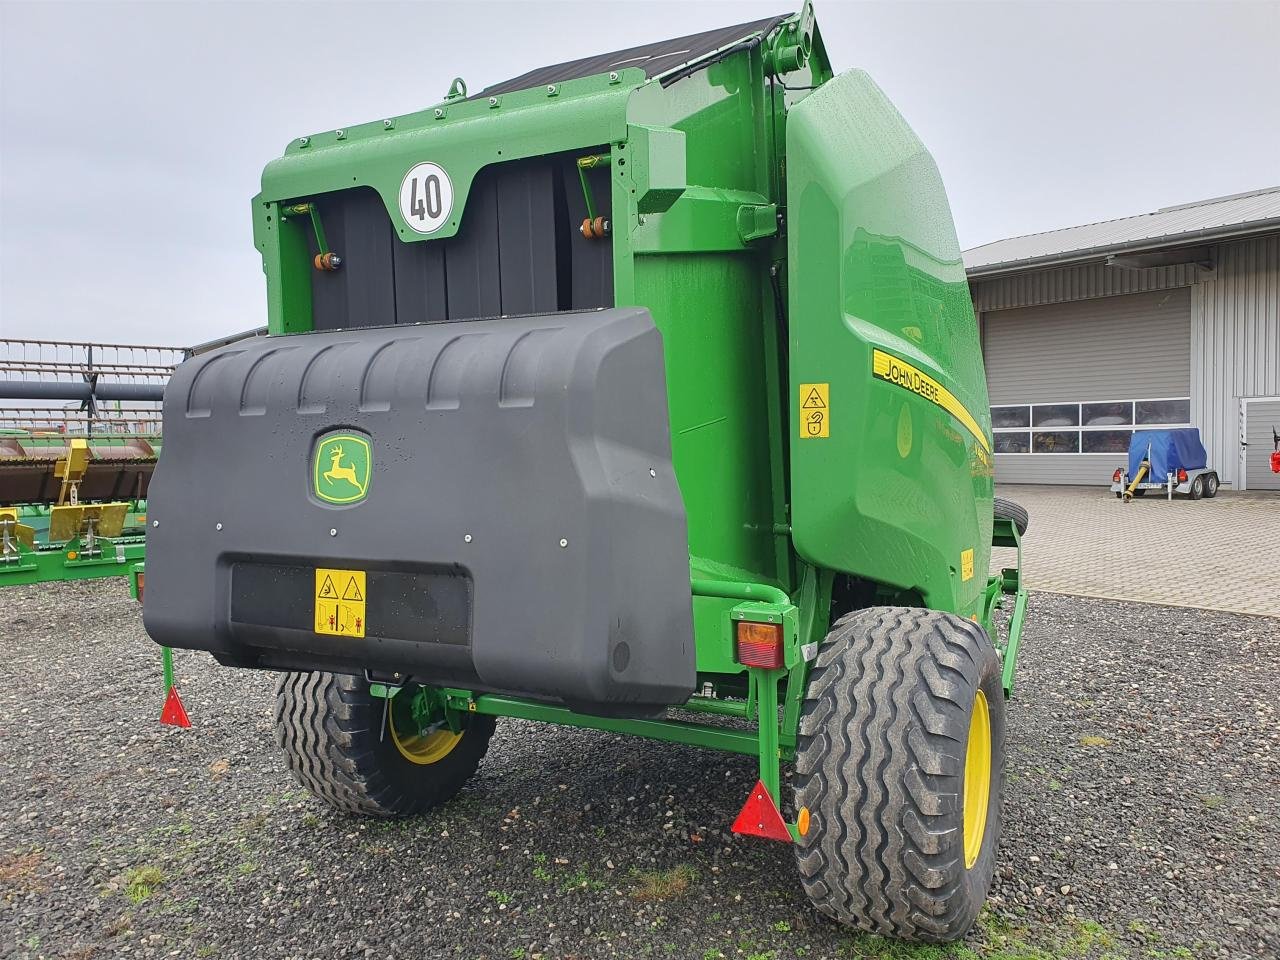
[315,567,366,638]
[799,382,830,439]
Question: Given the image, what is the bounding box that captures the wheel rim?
[389,706,463,765]
[962,689,992,869]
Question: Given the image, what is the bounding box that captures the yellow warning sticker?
[960,548,974,582]
[799,383,830,439]
[871,349,991,454]
[315,568,366,638]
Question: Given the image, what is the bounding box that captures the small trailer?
[1111,428,1220,501]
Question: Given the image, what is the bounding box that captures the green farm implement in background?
[0,339,174,588]
[47,2,1030,944]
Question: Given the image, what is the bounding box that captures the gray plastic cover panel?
[143,308,695,713]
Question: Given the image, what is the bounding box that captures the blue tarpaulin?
[1128,428,1208,481]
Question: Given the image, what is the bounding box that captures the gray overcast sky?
[1,0,1277,346]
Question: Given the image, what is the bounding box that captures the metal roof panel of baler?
[474,15,788,98]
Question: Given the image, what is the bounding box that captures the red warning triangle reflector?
[160,685,191,728]
[731,779,792,842]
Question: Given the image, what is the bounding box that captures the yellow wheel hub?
[962,689,992,870]
[389,711,463,766]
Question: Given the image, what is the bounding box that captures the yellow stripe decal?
[871,349,991,454]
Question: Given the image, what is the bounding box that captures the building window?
[1081,429,1133,453]
[1136,399,1191,425]
[1033,431,1080,453]
[1032,404,1080,427]
[991,397,1190,454]
[991,405,1030,429]
[993,432,1031,453]
[1082,401,1133,426]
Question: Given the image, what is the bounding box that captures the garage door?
[1244,399,1280,491]
[983,288,1192,484]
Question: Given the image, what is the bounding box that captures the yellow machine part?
[1123,462,1149,501]
[48,502,129,541]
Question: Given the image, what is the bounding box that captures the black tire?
[1203,472,1220,498]
[1189,475,1204,500]
[793,607,1005,942]
[275,672,495,817]
[993,496,1029,536]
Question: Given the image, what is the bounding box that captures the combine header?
[0,338,173,587]
[137,3,1027,943]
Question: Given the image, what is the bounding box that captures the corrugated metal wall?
[1193,234,1280,486]
[972,233,1280,486]
[984,289,1190,404]
[972,261,1199,312]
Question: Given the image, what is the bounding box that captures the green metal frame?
[0,502,148,587]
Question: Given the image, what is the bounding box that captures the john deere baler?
[144,3,1027,942]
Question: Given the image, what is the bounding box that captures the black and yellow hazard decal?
[871,349,991,454]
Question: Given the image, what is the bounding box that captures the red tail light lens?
[736,621,784,669]
[1112,468,1123,483]
[1177,468,1188,483]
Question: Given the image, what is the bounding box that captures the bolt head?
[329,528,337,537]
[152,520,159,528]
[434,108,444,118]
[383,119,393,128]
[649,468,657,478]
[609,71,619,82]
[547,84,557,94]
[464,534,473,543]
[488,96,498,105]
[335,129,345,138]
[298,136,310,147]
[215,522,223,531]
[559,538,568,548]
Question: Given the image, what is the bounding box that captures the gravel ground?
[2,581,1277,960]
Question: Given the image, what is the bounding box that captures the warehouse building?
[965,186,1280,490]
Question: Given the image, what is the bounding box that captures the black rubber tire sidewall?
[793,607,1006,942]
[275,672,495,818]
[993,496,1029,536]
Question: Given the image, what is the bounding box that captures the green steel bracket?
[763,9,812,76]
[0,535,147,587]
[280,203,331,257]
[576,153,611,223]
[161,644,175,693]
[627,125,686,215]
[631,187,773,254]
[781,565,834,750]
[444,77,467,101]
[986,518,1027,698]
[737,203,779,243]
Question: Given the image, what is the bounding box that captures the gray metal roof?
[965,186,1280,276]
[475,15,787,99]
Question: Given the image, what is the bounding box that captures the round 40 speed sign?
[398,162,454,234]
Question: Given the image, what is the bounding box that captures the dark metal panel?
[443,170,503,320]
[475,15,785,97]
[309,188,397,330]
[392,233,449,324]
[561,162,614,309]
[496,160,560,315]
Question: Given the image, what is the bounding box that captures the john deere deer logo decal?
[313,432,371,505]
